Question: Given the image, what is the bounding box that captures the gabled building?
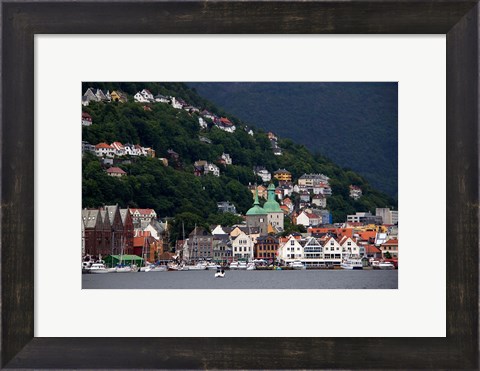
[312,194,327,208]
[95,143,115,158]
[231,231,254,261]
[82,112,92,126]
[106,167,126,177]
[349,185,363,200]
[187,227,214,262]
[273,169,292,183]
[254,235,279,261]
[217,201,237,214]
[130,208,157,229]
[110,90,128,103]
[277,235,304,262]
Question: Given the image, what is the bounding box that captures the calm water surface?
[82,269,398,289]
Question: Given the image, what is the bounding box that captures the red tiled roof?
[95,142,113,149]
[383,238,399,245]
[365,245,382,253]
[220,117,232,125]
[106,167,126,174]
[306,213,319,219]
[82,112,92,119]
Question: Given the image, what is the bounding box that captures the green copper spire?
[263,183,282,213]
[246,188,266,215]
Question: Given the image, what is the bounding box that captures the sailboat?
[115,236,132,273]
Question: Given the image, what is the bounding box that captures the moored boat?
[229,261,239,270]
[289,260,306,270]
[246,262,256,270]
[378,262,395,270]
[341,259,363,270]
[89,262,109,274]
[237,261,247,270]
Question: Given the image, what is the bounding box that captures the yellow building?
[273,169,292,182]
[110,90,128,103]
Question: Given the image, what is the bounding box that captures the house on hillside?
[217,201,237,214]
[218,153,232,166]
[312,194,327,208]
[110,90,128,103]
[194,160,220,177]
[134,91,149,103]
[95,143,115,158]
[140,89,154,101]
[82,112,92,126]
[154,94,169,103]
[106,167,126,178]
[349,185,363,200]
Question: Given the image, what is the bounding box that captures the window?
[291,240,295,246]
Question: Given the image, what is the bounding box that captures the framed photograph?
[2,1,478,369]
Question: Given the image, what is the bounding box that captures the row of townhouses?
[81,206,169,262]
[176,223,398,266]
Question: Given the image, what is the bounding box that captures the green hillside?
[187,82,398,198]
[82,82,397,238]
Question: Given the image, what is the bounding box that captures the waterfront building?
[380,238,399,259]
[231,231,254,261]
[187,227,214,262]
[254,235,279,261]
[213,234,232,264]
[277,235,304,263]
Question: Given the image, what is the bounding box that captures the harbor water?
[82,269,398,289]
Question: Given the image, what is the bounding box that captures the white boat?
[215,270,225,278]
[379,262,395,270]
[289,260,306,270]
[187,262,207,270]
[115,265,132,273]
[341,259,363,270]
[229,261,239,270]
[246,262,256,270]
[150,265,168,272]
[237,261,247,270]
[89,263,109,274]
[206,262,220,270]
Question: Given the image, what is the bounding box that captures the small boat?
[89,263,109,274]
[215,270,225,278]
[246,262,256,270]
[238,261,247,270]
[150,265,168,272]
[379,262,395,270]
[115,265,132,273]
[341,259,363,270]
[187,262,207,270]
[289,260,306,270]
[229,261,239,270]
[206,262,220,270]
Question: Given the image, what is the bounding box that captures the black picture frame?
[1,1,478,369]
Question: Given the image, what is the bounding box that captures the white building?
[140,89,154,101]
[339,236,361,258]
[170,97,183,109]
[231,231,254,261]
[296,211,321,227]
[278,235,304,263]
[95,143,115,158]
[134,92,149,102]
[256,169,271,182]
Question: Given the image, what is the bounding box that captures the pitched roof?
[106,167,126,174]
[95,142,113,149]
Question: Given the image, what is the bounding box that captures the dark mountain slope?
[187,82,398,198]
